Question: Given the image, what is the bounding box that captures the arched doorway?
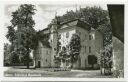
[88,55,97,69]
[38,61,41,68]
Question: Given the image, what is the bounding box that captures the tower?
[50,17,59,67]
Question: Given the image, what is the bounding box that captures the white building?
[50,19,103,69]
[34,19,103,69]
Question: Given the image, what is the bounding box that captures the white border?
[0,0,128,81]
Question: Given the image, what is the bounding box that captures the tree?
[50,6,112,71]
[69,33,81,68]
[100,44,113,75]
[6,26,16,43]
[6,4,37,68]
[11,50,20,65]
[50,6,112,48]
[4,43,11,66]
[59,47,69,67]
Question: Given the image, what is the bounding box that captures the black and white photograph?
[0,0,127,81]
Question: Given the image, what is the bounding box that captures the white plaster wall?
[58,27,76,49]
[94,31,103,65]
[76,27,90,68]
[34,41,52,68]
[40,48,51,67]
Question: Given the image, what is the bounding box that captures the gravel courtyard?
[4,68,113,78]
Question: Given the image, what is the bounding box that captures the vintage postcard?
[0,0,127,81]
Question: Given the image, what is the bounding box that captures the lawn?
[4,67,113,78]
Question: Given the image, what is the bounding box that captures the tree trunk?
[27,60,29,69]
[71,62,73,69]
[72,62,77,69]
[104,68,106,75]
[26,48,30,69]
[100,67,102,75]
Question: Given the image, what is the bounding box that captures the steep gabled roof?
[59,19,90,31]
[38,27,50,35]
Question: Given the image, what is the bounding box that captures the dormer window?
[92,34,95,39]
[89,34,95,40]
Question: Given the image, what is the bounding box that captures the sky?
[3,4,107,44]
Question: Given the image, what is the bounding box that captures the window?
[85,34,86,38]
[46,51,48,54]
[89,46,91,53]
[51,40,52,43]
[85,46,86,53]
[79,32,81,36]
[66,32,69,38]
[54,48,56,51]
[89,35,92,40]
[38,61,41,68]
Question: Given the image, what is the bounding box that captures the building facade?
[33,28,52,68]
[34,41,52,68]
[34,19,103,69]
[50,19,103,69]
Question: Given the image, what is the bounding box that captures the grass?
[4,67,113,78]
